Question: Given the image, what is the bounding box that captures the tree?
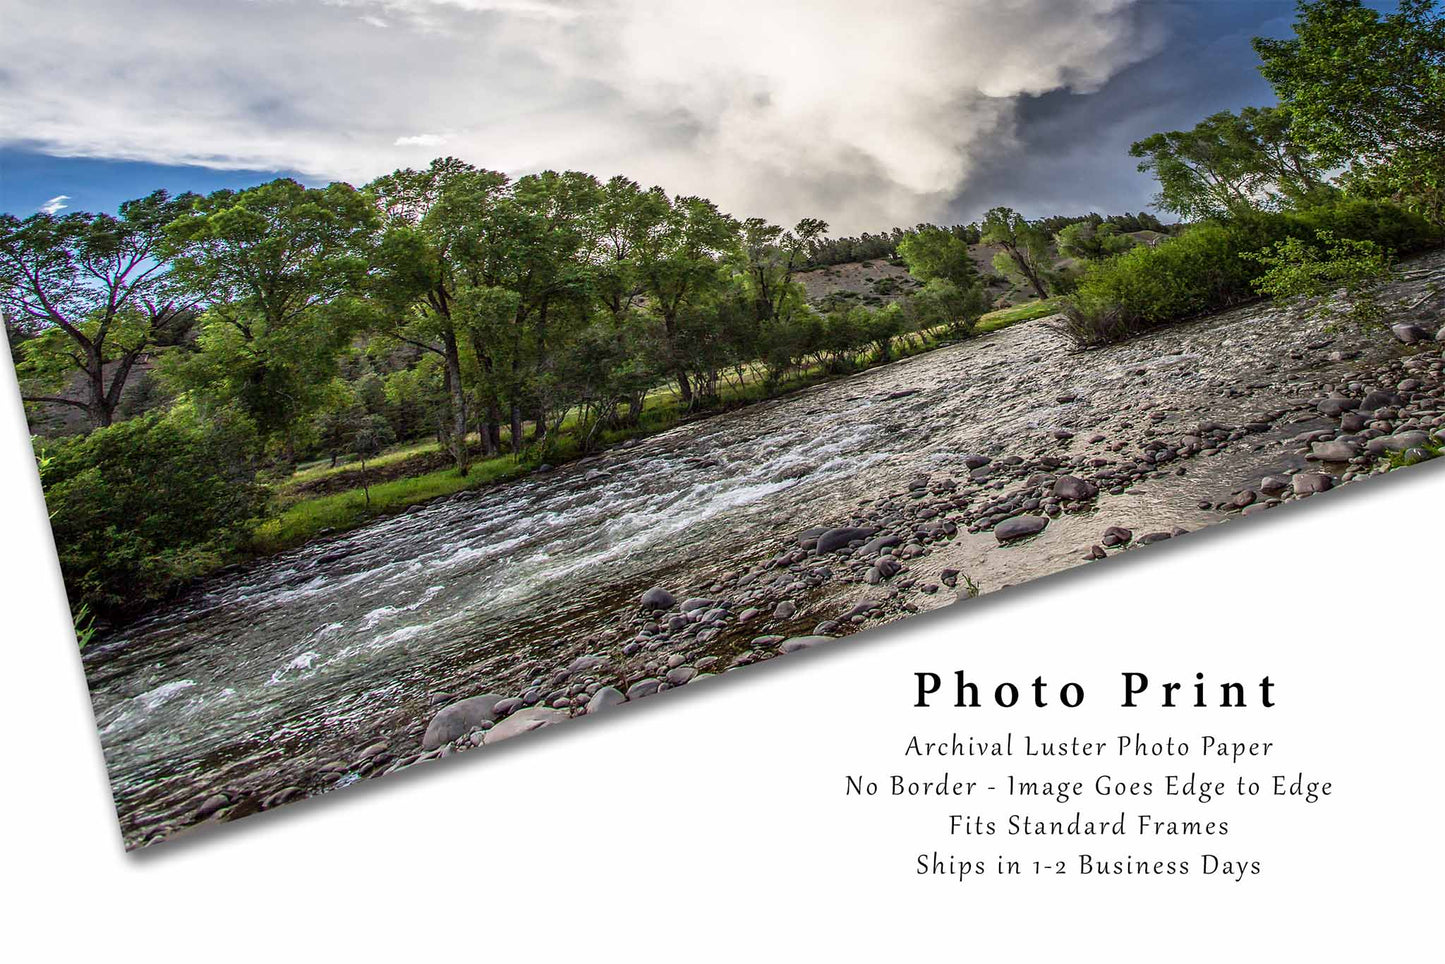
[1129,107,1326,221]
[896,225,981,289]
[1,191,200,429]
[1055,221,1137,261]
[37,403,266,615]
[475,170,604,451]
[627,191,740,406]
[164,178,377,452]
[906,279,989,337]
[367,159,510,473]
[1255,0,1445,224]
[1244,229,1398,328]
[980,207,1053,300]
[350,413,396,506]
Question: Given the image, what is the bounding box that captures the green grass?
[251,452,550,554]
[247,297,1055,555]
[976,298,1064,333]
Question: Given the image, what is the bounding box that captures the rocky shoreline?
[356,320,1445,783]
[132,249,1445,848]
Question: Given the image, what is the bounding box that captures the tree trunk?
[442,328,470,476]
[509,403,523,456]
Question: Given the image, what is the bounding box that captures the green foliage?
[1056,200,1438,345]
[1244,230,1397,328]
[1255,0,1445,224]
[1130,106,1327,220]
[37,406,268,616]
[980,207,1054,299]
[1,190,200,428]
[905,279,989,337]
[897,226,980,289]
[1055,221,1137,261]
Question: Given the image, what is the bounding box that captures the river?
[84,249,1445,848]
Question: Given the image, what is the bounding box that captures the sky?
[0,0,1305,234]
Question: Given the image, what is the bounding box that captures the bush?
[37,406,268,617]
[1057,199,1439,346]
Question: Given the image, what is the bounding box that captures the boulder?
[423,694,505,750]
[1392,323,1431,345]
[639,587,676,610]
[1309,440,1361,462]
[1293,473,1334,495]
[625,678,663,700]
[585,686,626,714]
[1366,431,1432,457]
[1101,526,1133,548]
[484,706,567,745]
[779,636,833,654]
[1052,476,1098,501]
[815,527,877,553]
[994,515,1048,543]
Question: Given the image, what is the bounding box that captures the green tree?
[367,159,510,473]
[896,225,981,289]
[905,279,989,337]
[1244,230,1398,328]
[37,403,267,615]
[164,178,377,452]
[1055,221,1138,261]
[980,207,1053,300]
[627,191,740,406]
[1129,107,1325,221]
[1,191,200,429]
[1255,0,1445,224]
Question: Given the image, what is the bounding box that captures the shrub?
[1056,199,1439,346]
[37,405,268,618]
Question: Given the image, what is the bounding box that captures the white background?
[2,346,1440,961]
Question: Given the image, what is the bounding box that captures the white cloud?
[0,0,1162,232]
[39,195,70,215]
[394,133,448,147]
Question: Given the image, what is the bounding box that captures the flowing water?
[83,252,1445,848]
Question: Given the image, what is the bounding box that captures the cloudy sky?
[0,0,1304,233]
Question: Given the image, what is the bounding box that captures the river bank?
[241,302,1056,560]
[88,250,1444,848]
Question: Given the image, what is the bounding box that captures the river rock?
[639,587,676,610]
[665,666,697,687]
[423,694,505,750]
[1101,526,1133,548]
[1293,472,1334,495]
[858,534,903,556]
[1260,475,1291,497]
[779,636,832,654]
[1316,396,1360,416]
[995,515,1048,543]
[585,686,626,714]
[1392,323,1431,345]
[484,706,567,745]
[1366,431,1432,456]
[195,793,231,820]
[1309,440,1361,462]
[1052,476,1097,501]
[774,600,797,619]
[815,527,877,553]
[625,678,663,700]
[679,598,714,613]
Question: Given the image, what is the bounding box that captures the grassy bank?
[248,298,1053,557]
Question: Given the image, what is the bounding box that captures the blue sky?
[0,0,1316,231]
